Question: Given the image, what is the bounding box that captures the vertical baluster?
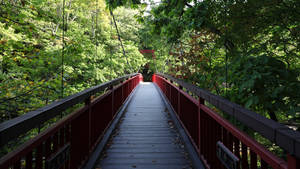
[222,128,228,147]
[127,80,129,97]
[130,79,133,93]
[110,86,114,118]
[128,79,130,92]
[228,133,233,152]
[178,87,181,118]
[45,137,52,169]
[60,127,65,148]
[203,113,208,160]
[234,137,241,169]
[242,143,249,169]
[207,117,213,166]
[65,124,70,169]
[66,124,70,143]
[215,123,224,169]
[222,126,229,168]
[161,80,166,95]
[35,144,43,169]
[250,150,257,169]
[85,96,92,152]
[13,160,21,169]
[261,159,268,169]
[25,151,33,169]
[198,98,204,154]
[200,109,205,158]
[169,84,171,100]
[121,81,124,103]
[209,117,215,168]
[53,132,59,153]
[206,116,211,168]
[45,137,52,159]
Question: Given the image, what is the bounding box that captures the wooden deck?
[94,82,194,169]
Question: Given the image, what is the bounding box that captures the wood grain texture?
[95,83,193,169]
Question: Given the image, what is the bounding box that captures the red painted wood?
[250,149,257,169]
[172,86,178,114]
[153,74,299,169]
[200,108,205,157]
[198,98,203,153]
[121,82,124,103]
[209,117,215,168]
[111,87,115,119]
[59,127,65,148]
[13,160,21,169]
[35,144,43,169]
[178,89,181,119]
[287,154,300,169]
[216,123,225,169]
[208,117,214,165]
[200,105,287,169]
[25,151,32,169]
[53,132,59,152]
[45,137,52,159]
[234,137,241,169]
[228,132,233,152]
[113,85,123,114]
[242,143,249,169]
[203,113,208,160]
[0,75,140,169]
[261,159,268,169]
[66,124,70,143]
[139,49,155,53]
[223,127,228,148]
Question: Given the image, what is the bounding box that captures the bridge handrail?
[156,73,300,159]
[0,73,139,147]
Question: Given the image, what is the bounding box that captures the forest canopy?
[0,0,299,129]
[0,0,146,122]
[136,0,300,126]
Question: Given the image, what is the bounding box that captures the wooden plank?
[95,83,199,169]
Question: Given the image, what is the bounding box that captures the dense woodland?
[0,0,299,157]
[0,0,146,123]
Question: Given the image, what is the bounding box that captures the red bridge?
[0,74,299,169]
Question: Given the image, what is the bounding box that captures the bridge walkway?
[94,82,194,169]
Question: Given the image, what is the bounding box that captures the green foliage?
[106,0,141,9]
[142,0,300,126]
[0,0,146,122]
[229,55,300,121]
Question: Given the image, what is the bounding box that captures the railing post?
[85,96,92,151]
[127,78,130,96]
[140,74,143,82]
[170,80,173,102]
[152,74,155,83]
[110,86,114,118]
[168,82,171,99]
[198,97,204,154]
[178,85,183,119]
[120,80,124,103]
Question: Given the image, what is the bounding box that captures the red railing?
[153,73,300,169]
[0,73,143,169]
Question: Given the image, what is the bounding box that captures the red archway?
[139,49,155,59]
